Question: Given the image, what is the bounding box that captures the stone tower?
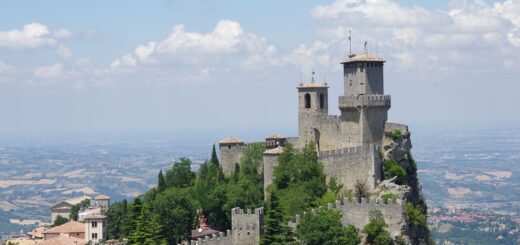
[339,53,390,147]
[219,136,246,176]
[297,78,330,150]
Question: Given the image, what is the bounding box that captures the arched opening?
[319,93,325,109]
[304,93,311,108]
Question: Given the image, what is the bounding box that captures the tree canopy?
[296,208,360,245]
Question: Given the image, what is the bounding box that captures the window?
[319,93,325,109]
[92,233,98,239]
[92,221,97,228]
[304,93,311,108]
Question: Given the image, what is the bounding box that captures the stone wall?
[219,144,246,176]
[263,153,279,195]
[288,197,405,238]
[231,207,264,245]
[186,208,264,245]
[319,145,382,191]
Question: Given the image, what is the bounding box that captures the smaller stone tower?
[297,79,329,149]
[219,136,246,176]
[231,207,264,245]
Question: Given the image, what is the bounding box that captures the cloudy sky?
[1,0,519,139]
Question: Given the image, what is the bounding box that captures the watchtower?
[339,53,390,147]
[297,78,329,148]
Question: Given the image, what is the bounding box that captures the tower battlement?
[287,197,404,237]
[339,95,391,110]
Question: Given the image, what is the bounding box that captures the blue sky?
[0,0,519,138]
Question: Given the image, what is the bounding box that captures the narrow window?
[319,93,325,109]
[92,233,98,239]
[304,93,311,108]
[92,221,97,228]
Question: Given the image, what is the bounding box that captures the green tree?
[121,197,143,238]
[157,170,166,192]
[69,198,90,221]
[260,192,294,245]
[272,143,327,217]
[405,202,427,228]
[107,199,127,239]
[362,210,394,245]
[354,179,369,202]
[383,159,406,185]
[165,157,196,188]
[128,204,166,245]
[153,188,197,244]
[210,144,219,167]
[296,208,360,245]
[52,215,69,227]
[224,143,265,211]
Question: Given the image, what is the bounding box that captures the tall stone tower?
[297,78,329,150]
[339,53,391,147]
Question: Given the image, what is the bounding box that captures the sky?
[1,0,519,139]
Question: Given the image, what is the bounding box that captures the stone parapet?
[339,95,391,110]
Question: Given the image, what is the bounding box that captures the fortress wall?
[298,111,343,150]
[338,198,404,237]
[263,154,278,195]
[319,145,381,190]
[287,198,405,239]
[231,207,264,245]
[187,231,232,245]
[219,145,246,176]
[362,108,388,147]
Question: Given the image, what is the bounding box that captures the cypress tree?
[260,192,294,245]
[210,144,219,167]
[158,170,166,192]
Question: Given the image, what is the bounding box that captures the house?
[41,221,85,241]
[50,201,74,223]
[84,214,107,243]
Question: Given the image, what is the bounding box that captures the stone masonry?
[219,52,392,192]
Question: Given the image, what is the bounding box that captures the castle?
[186,50,426,244]
[219,51,396,192]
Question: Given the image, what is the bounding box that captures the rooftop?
[297,81,329,89]
[341,53,385,64]
[266,134,285,140]
[94,194,110,200]
[39,236,85,245]
[83,214,106,220]
[219,136,244,144]
[42,221,84,234]
[191,227,221,239]
[264,146,284,155]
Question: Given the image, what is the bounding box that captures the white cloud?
[57,45,72,59]
[53,28,73,39]
[135,42,156,61]
[33,64,64,79]
[309,0,520,72]
[111,20,278,71]
[0,23,56,48]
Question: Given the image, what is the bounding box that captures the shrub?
[363,210,394,245]
[405,202,427,228]
[385,129,403,140]
[381,193,398,204]
[383,159,406,185]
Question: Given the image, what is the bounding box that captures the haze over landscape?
[1,0,519,244]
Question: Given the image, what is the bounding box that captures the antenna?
[299,64,302,83]
[311,70,315,83]
[323,65,326,82]
[364,41,368,54]
[377,41,379,57]
[348,30,352,55]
